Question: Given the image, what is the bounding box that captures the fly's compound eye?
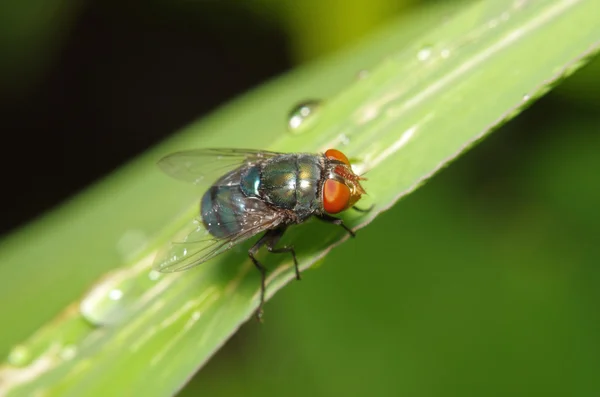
[325,149,350,166]
[323,179,350,214]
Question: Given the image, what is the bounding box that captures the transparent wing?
[157,148,283,185]
[153,213,282,273]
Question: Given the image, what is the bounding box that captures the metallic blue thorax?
[201,153,323,239]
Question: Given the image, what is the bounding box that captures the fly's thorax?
[240,153,323,219]
[239,165,261,197]
[294,154,324,215]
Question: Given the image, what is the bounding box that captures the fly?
[154,148,369,320]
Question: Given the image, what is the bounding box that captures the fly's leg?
[248,226,295,322]
[248,232,272,322]
[315,214,356,237]
[265,226,300,281]
[352,204,374,213]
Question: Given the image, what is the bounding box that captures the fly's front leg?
[315,213,356,237]
[352,204,374,213]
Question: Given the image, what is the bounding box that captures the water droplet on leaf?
[108,289,123,301]
[513,0,527,9]
[60,345,77,361]
[287,100,322,133]
[116,230,148,261]
[417,46,432,61]
[339,133,350,146]
[7,345,31,367]
[148,270,161,281]
[79,261,159,327]
[356,69,369,80]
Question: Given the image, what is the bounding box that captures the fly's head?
[322,148,366,214]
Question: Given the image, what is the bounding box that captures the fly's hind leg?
[248,232,271,322]
[248,226,297,322]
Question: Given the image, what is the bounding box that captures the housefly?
[154,148,368,320]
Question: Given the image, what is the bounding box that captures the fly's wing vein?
[157,148,283,185]
[153,215,282,273]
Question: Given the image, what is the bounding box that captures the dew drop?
[287,100,322,134]
[356,69,369,80]
[60,345,77,361]
[522,94,531,101]
[513,0,527,9]
[109,289,123,301]
[116,230,148,261]
[339,133,350,146]
[417,46,432,62]
[81,282,129,326]
[148,270,161,281]
[488,19,499,28]
[440,49,451,59]
[80,265,157,327]
[357,105,379,124]
[191,311,201,321]
[7,344,31,367]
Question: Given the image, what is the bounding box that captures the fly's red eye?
[325,149,350,166]
[323,179,350,214]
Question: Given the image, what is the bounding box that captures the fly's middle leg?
[265,226,299,281]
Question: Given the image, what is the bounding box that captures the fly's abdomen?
[201,186,243,238]
[201,185,270,238]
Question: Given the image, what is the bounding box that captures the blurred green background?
[2,0,600,396]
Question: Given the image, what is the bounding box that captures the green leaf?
[1,0,599,395]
